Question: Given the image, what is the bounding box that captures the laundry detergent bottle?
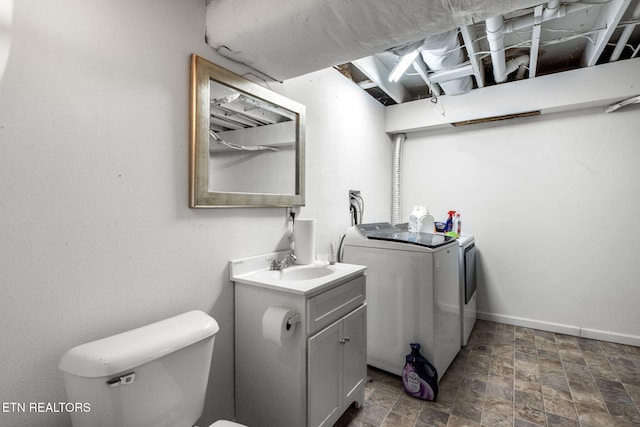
[408,206,428,232]
[420,211,435,234]
[402,343,438,401]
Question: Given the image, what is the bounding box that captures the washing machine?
[458,234,477,346]
[341,223,461,379]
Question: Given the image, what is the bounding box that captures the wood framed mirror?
[189,54,306,208]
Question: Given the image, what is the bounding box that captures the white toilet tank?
[59,310,219,427]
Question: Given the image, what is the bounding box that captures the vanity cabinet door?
[308,320,342,427]
[308,303,367,427]
[342,304,367,405]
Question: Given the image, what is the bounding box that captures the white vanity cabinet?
[231,259,366,427]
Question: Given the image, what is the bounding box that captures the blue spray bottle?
[445,211,456,233]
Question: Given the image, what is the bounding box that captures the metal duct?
[420,30,473,95]
[391,133,406,226]
[205,0,544,81]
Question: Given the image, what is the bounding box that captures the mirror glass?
[190,54,305,207]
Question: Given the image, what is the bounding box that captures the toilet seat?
[209,421,246,427]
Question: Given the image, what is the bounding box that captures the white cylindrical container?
[294,219,315,264]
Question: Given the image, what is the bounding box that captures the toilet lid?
[209,421,246,427]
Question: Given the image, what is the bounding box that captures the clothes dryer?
[342,223,460,378]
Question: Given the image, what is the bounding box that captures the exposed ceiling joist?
[582,0,631,67]
[610,23,638,61]
[428,64,474,84]
[411,58,442,97]
[459,25,486,88]
[528,5,543,78]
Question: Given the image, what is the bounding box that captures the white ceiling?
[205,0,640,105]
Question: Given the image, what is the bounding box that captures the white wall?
[399,106,640,344]
[0,1,389,426]
[277,73,392,252]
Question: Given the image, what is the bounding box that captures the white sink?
[229,251,366,295]
[261,265,335,281]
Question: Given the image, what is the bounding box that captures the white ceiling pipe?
[420,30,473,95]
[486,14,533,83]
[485,15,508,83]
[503,0,591,33]
[509,54,530,79]
[543,0,560,17]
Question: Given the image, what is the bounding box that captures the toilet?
[58,310,245,427]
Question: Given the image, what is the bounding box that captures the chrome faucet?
[268,253,297,270]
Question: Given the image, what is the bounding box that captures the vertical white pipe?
[391,133,406,225]
[485,15,507,83]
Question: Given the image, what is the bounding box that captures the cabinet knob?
[339,336,351,344]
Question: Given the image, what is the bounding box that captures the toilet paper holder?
[286,312,301,330]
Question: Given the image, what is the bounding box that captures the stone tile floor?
[334,320,640,426]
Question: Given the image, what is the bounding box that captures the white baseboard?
[580,328,640,347]
[477,311,640,347]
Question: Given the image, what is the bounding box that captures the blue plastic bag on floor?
[402,343,438,401]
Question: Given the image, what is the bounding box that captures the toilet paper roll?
[262,306,297,346]
[294,219,315,264]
